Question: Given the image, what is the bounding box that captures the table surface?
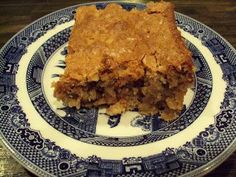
[0,0,235,176]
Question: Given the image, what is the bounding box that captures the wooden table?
[0,0,235,176]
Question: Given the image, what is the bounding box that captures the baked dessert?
[53,1,195,121]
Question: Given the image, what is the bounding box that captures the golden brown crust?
[53,2,195,121]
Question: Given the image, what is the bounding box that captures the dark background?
[0,0,235,177]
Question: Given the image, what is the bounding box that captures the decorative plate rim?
[0,1,235,177]
[176,12,236,177]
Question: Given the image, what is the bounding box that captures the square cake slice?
[53,1,195,121]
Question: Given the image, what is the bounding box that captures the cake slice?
[53,1,195,121]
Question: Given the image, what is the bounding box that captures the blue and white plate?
[0,1,236,177]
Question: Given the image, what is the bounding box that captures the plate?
[0,1,236,177]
